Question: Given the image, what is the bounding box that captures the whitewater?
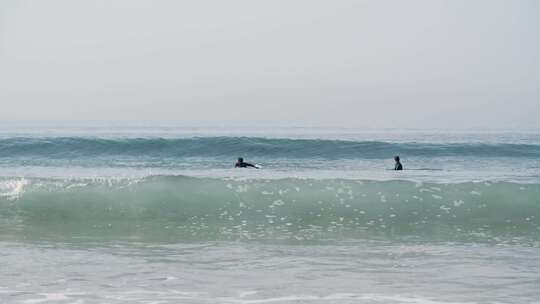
[0,123,539,304]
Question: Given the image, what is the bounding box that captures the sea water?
[0,122,539,303]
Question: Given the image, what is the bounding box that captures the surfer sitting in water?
[235,157,258,169]
[394,156,403,171]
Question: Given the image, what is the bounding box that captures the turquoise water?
[0,123,539,303]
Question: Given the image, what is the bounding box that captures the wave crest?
[1,137,540,159]
[1,176,539,243]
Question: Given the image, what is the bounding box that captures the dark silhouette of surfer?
[235,157,258,168]
[394,156,403,170]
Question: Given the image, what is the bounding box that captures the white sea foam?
[0,179,29,200]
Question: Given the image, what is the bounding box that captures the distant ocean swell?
[1,137,540,159]
[1,176,538,242]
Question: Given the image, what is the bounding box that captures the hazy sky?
[0,0,538,129]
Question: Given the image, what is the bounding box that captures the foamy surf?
[1,241,538,303]
[0,179,29,200]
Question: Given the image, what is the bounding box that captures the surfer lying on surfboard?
[235,157,260,169]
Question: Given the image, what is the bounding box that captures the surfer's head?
[394,156,400,162]
[237,157,244,163]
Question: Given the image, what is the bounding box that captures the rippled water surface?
[1,123,539,303]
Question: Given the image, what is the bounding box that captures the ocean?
[0,122,539,304]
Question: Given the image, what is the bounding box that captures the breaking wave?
[0,176,539,243]
[1,137,540,159]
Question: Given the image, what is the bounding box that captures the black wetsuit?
[395,162,403,170]
[235,161,257,168]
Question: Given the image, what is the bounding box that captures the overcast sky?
[0,0,538,129]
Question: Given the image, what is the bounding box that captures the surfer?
[394,156,403,170]
[235,157,258,169]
